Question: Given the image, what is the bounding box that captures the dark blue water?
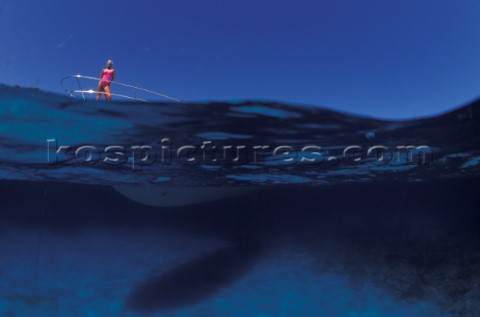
[1,85,479,316]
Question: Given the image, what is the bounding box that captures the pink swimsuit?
[101,69,113,87]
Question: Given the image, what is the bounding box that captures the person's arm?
[111,70,115,82]
[99,69,104,80]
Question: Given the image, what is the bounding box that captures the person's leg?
[104,85,111,101]
[96,82,104,100]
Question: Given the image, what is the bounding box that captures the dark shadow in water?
[1,178,480,316]
[126,240,262,312]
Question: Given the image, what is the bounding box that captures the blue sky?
[0,0,479,119]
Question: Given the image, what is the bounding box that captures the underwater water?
[1,85,480,316]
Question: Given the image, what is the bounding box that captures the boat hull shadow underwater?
[113,185,255,207]
[2,178,479,316]
[1,85,480,315]
[124,178,480,315]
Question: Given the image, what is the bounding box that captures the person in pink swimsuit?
[96,60,115,101]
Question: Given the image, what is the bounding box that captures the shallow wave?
[0,84,479,187]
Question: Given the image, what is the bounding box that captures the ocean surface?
[1,84,480,316]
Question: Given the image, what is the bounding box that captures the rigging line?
[60,74,183,103]
[75,76,86,101]
[71,90,149,102]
